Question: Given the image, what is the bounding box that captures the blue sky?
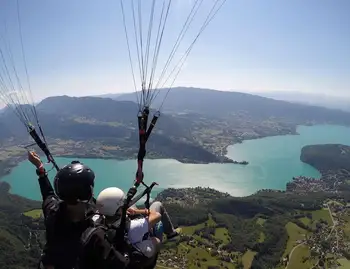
[0,0,349,103]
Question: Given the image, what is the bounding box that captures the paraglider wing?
[0,0,59,171]
[120,0,227,196]
[117,0,227,244]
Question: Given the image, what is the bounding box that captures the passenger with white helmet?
[95,187,179,259]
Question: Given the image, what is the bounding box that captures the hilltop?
[301,144,350,173]
[115,87,350,125]
[0,96,233,176]
[286,144,350,195]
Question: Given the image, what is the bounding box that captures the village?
[282,199,350,268]
[286,173,346,194]
[157,250,188,269]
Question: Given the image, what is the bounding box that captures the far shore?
[0,123,328,182]
[0,123,342,200]
[2,123,336,180]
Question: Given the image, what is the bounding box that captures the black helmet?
[54,161,95,204]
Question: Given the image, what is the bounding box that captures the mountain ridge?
[2,87,350,172]
[114,87,350,121]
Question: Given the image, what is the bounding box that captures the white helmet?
[96,187,125,216]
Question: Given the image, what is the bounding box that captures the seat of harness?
[127,248,158,269]
[99,216,158,268]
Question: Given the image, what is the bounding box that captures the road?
[326,203,339,250]
[326,204,335,240]
[285,242,305,269]
[328,204,335,226]
[156,265,175,269]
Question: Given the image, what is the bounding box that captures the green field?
[186,245,236,269]
[299,217,311,226]
[159,216,237,269]
[283,222,307,257]
[287,245,315,269]
[181,215,216,235]
[23,209,42,219]
[337,258,350,269]
[258,232,265,243]
[344,223,350,238]
[176,243,236,269]
[341,213,350,238]
[311,209,332,226]
[242,250,256,269]
[214,227,230,244]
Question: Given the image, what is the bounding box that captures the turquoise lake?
[2,124,350,201]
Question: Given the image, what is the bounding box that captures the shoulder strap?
[81,226,99,247]
[75,224,105,269]
[81,213,106,246]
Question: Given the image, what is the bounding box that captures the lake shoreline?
[0,150,241,181]
[2,124,349,201]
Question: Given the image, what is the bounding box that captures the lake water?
[2,124,350,201]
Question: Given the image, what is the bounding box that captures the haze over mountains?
[250,91,350,112]
[2,87,350,164]
[98,87,350,123]
[98,87,350,113]
[2,87,350,138]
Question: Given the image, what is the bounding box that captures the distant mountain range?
[0,96,187,142]
[2,87,350,137]
[107,87,350,124]
[93,93,124,99]
[2,87,350,163]
[100,88,350,113]
[254,91,350,112]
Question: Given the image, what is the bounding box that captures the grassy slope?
[338,258,350,269]
[283,222,307,257]
[242,250,256,269]
[23,209,42,219]
[311,209,333,227]
[22,196,349,269]
[287,245,315,269]
[159,215,237,269]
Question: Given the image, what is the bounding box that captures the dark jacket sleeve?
[38,173,55,201]
[88,229,129,268]
[38,173,60,219]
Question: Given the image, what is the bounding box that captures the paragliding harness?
[115,107,160,268]
[35,106,160,269]
[36,198,99,269]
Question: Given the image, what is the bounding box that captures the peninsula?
[287,144,350,193]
